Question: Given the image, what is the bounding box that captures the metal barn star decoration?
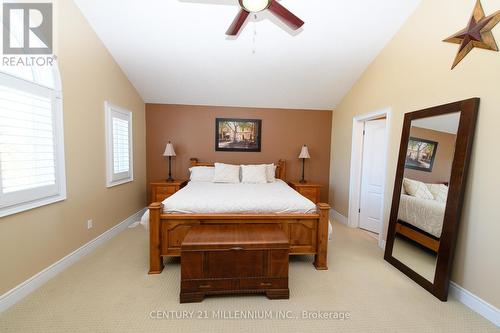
[443,0,500,69]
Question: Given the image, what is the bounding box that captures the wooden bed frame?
[395,220,440,253]
[148,158,331,274]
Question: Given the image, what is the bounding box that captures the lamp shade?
[299,145,310,159]
[163,142,176,157]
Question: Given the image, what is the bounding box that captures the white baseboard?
[449,282,499,327]
[330,209,348,226]
[378,239,386,250]
[0,207,147,314]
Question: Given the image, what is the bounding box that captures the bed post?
[148,202,164,274]
[314,203,330,270]
[276,160,286,181]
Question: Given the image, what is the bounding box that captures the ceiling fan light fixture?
[239,0,271,13]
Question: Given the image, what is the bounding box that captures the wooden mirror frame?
[384,98,479,301]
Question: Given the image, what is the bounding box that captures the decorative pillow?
[426,183,449,203]
[241,165,268,184]
[403,178,434,200]
[265,164,277,183]
[189,166,214,182]
[401,184,407,195]
[213,163,240,183]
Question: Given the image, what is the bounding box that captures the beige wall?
[405,127,457,184]
[329,0,500,307]
[146,104,332,202]
[0,0,146,295]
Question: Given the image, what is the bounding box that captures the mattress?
[139,179,317,229]
[397,194,445,238]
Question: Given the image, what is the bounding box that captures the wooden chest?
[180,224,290,303]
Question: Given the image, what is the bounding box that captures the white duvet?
[398,194,445,238]
[140,180,317,229]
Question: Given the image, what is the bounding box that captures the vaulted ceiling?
[74,0,421,110]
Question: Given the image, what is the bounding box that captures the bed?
[396,194,446,252]
[147,158,331,274]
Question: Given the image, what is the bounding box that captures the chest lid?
[181,224,289,251]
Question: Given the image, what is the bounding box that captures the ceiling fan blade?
[268,0,304,30]
[226,9,250,35]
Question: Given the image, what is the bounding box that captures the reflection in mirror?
[392,112,460,282]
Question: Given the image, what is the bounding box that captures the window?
[105,102,133,187]
[0,66,66,218]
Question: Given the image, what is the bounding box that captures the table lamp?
[299,145,310,184]
[163,141,176,182]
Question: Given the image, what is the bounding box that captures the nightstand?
[150,180,188,204]
[288,181,322,204]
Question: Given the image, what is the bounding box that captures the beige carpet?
[0,222,496,333]
[393,235,437,282]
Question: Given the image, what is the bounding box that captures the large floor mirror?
[384,98,479,301]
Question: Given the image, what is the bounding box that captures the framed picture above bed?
[405,137,438,172]
[215,118,262,152]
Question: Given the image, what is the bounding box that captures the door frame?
[348,108,391,249]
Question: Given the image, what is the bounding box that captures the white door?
[359,119,387,233]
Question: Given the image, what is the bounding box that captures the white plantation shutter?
[112,117,130,174]
[105,102,133,187]
[0,71,66,217]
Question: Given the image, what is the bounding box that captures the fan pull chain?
[252,14,257,54]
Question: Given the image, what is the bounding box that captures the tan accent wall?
[329,0,500,307]
[405,127,457,184]
[146,104,332,202]
[0,0,146,295]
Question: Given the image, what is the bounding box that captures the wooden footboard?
[395,220,440,253]
[148,203,331,274]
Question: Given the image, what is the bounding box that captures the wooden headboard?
[190,158,287,181]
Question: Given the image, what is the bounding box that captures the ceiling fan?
[227,0,304,36]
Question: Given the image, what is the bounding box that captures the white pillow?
[241,165,268,184]
[189,166,214,182]
[213,163,240,183]
[426,183,449,203]
[265,164,277,183]
[403,178,434,200]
